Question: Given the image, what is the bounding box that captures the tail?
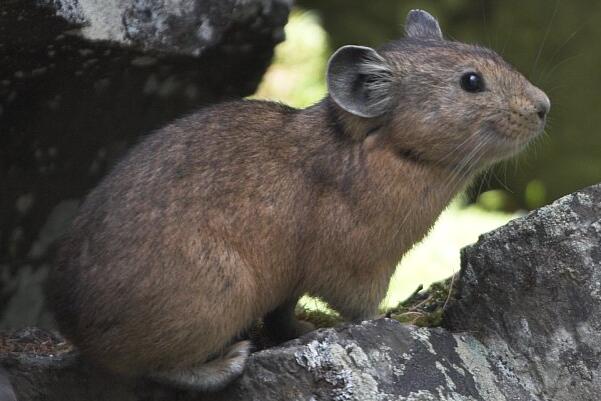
[150,340,251,391]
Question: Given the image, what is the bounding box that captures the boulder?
[444,183,601,401]
[0,0,290,328]
[0,321,517,401]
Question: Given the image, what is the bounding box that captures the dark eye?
[460,72,485,93]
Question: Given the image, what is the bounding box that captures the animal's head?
[327,9,550,169]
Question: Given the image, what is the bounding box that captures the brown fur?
[46,11,549,391]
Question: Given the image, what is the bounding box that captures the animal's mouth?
[501,105,548,142]
[486,118,545,149]
[499,128,542,146]
[470,120,545,166]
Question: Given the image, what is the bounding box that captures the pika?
[47,10,549,391]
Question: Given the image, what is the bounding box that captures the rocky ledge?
[2,183,600,400]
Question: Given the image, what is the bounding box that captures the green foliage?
[386,278,456,328]
[525,179,547,209]
[476,189,514,211]
[296,305,343,328]
[252,10,329,108]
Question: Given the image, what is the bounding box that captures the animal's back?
[47,100,306,374]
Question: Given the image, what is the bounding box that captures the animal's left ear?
[327,45,394,118]
[405,9,443,40]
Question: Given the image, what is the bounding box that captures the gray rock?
[37,0,291,56]
[444,183,601,401]
[0,0,290,329]
[0,367,17,401]
[0,321,523,401]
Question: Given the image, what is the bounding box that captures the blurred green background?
[252,0,601,305]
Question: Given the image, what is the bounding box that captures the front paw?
[269,319,315,342]
[292,319,315,337]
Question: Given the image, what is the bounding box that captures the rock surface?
[1,183,600,400]
[0,322,514,401]
[0,0,290,328]
[39,0,291,56]
[444,183,601,401]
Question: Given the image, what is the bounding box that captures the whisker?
[547,27,581,65]
[539,29,581,83]
[501,23,514,56]
[492,169,513,194]
[531,0,560,79]
[540,53,583,86]
[442,138,490,195]
[480,0,492,48]
[434,135,475,168]
[473,169,492,201]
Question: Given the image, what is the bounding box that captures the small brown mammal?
[47,10,549,391]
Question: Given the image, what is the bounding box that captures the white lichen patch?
[518,318,531,337]
[451,362,466,377]
[410,328,436,355]
[403,390,438,400]
[402,389,474,401]
[435,361,457,391]
[75,0,130,42]
[533,324,600,392]
[453,335,508,401]
[64,0,193,43]
[389,349,414,377]
[574,191,593,208]
[54,0,261,55]
[197,19,214,42]
[294,338,391,401]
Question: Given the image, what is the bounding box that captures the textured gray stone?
[38,0,291,56]
[0,321,523,401]
[444,183,601,401]
[0,367,17,401]
[0,0,290,329]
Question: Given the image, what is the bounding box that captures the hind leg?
[149,340,251,392]
[263,298,315,342]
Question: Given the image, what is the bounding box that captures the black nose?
[535,97,550,120]
[536,106,547,120]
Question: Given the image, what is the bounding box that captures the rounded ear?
[405,9,443,40]
[326,45,393,118]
